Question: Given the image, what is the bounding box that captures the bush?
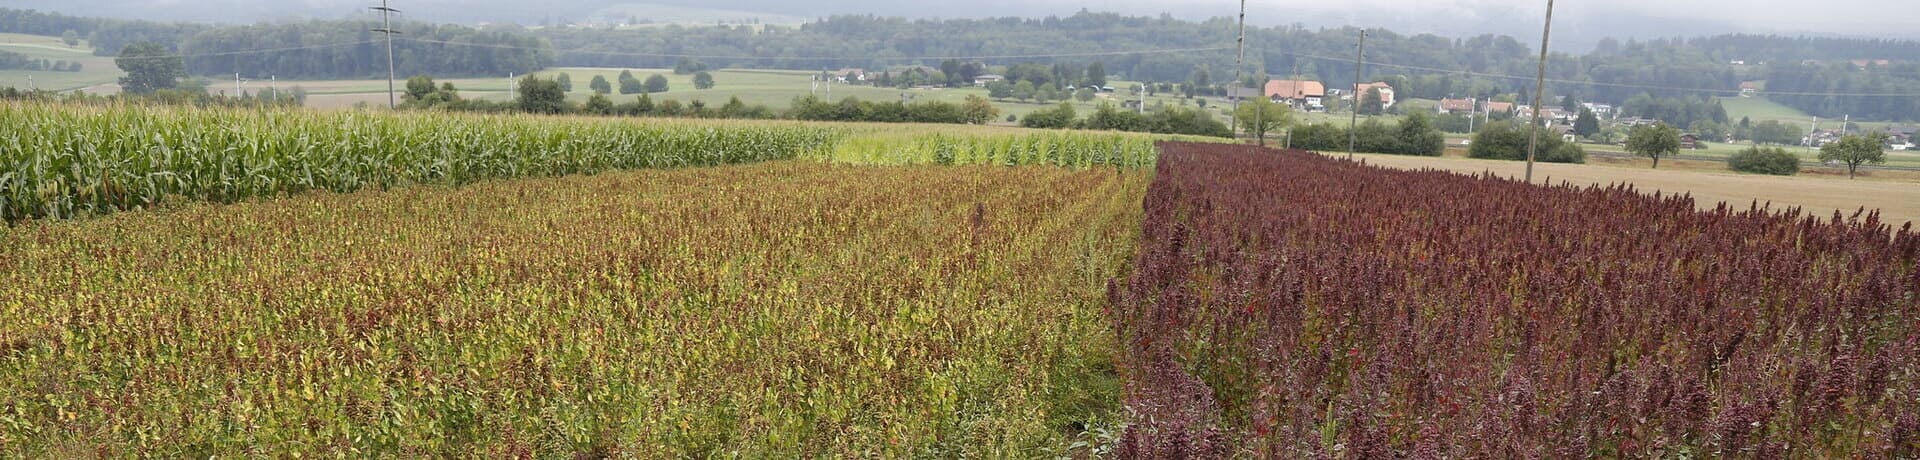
[1728,146,1801,175]
[1020,102,1078,129]
[1469,120,1584,163]
[1289,123,1347,152]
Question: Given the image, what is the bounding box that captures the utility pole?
[1348,29,1365,160]
[26,75,34,91]
[1231,0,1247,142]
[371,0,402,109]
[1808,116,1818,153]
[1524,0,1555,183]
[235,73,244,98]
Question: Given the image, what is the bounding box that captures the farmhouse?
[973,74,1005,85]
[1437,98,1476,114]
[1486,101,1514,114]
[1264,79,1327,111]
[1739,81,1761,97]
[832,68,867,82]
[1581,102,1614,117]
[1354,81,1396,108]
[1680,133,1702,149]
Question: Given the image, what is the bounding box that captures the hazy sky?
[15,0,1918,45]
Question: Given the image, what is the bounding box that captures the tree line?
[0,50,82,72]
[2,8,548,79]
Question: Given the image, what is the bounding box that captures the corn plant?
[0,102,842,222]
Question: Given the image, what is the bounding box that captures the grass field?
[1336,151,1920,227]
[0,160,1148,456]
[0,33,122,92]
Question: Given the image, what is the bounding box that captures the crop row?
[0,161,1150,456]
[1111,142,1920,457]
[0,103,1197,222]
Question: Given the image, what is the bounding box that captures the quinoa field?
[2,102,1917,457]
[1113,143,1920,457]
[0,161,1148,456]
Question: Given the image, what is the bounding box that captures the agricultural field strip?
[1108,143,1919,456]
[1342,152,1920,228]
[0,102,1193,222]
[0,161,1150,456]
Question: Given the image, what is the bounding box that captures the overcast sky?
[17,0,1918,47]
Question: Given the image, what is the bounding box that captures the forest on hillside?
[5,7,1918,120]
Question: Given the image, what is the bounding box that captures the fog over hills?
[9,0,1916,52]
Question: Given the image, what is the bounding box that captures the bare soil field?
[1340,152,1920,227]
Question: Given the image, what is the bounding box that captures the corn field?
[0,103,1209,223]
[0,102,841,221]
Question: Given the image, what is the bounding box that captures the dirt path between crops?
[1338,152,1920,228]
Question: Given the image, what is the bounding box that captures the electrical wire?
[398,37,1235,62]
[105,40,380,61]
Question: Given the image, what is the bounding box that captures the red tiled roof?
[1264,80,1326,99]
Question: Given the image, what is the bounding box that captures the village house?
[1354,82,1396,108]
[972,74,1005,85]
[832,68,867,83]
[1485,101,1514,114]
[1581,102,1615,118]
[1739,81,1761,97]
[1680,133,1703,150]
[1437,98,1476,114]
[1264,80,1327,111]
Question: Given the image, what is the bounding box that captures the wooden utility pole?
[1525,0,1555,182]
[1348,30,1365,160]
[371,0,401,109]
[1231,0,1247,141]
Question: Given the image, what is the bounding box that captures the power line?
[104,41,380,61]
[1269,49,1920,98]
[397,37,1233,62]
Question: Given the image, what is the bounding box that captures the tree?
[517,76,568,114]
[986,81,1015,99]
[61,30,78,47]
[1012,81,1036,102]
[114,42,184,94]
[1819,132,1888,179]
[1085,61,1107,87]
[1394,112,1446,156]
[672,58,707,75]
[960,95,999,125]
[692,71,714,90]
[1358,88,1385,116]
[1074,87,1097,103]
[1559,94,1581,113]
[617,70,642,95]
[1233,96,1291,145]
[584,92,615,115]
[644,74,670,93]
[1751,120,1803,145]
[1626,123,1682,169]
[1573,108,1601,137]
[556,72,573,92]
[589,75,612,94]
[404,75,437,101]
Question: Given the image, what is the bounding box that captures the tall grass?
[0,102,840,221]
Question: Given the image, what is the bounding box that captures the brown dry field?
[1333,150,1920,228]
